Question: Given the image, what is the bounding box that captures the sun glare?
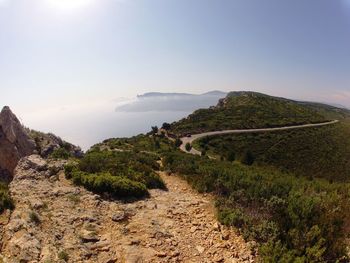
[46,0,94,10]
[0,0,9,6]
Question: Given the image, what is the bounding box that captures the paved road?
[179,120,339,155]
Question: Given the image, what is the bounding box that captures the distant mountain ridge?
[137,90,227,98]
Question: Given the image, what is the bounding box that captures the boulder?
[80,229,100,243]
[111,211,126,222]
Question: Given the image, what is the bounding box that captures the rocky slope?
[0,106,36,180]
[0,106,82,182]
[28,129,83,158]
[0,155,254,262]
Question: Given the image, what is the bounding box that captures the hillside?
[0,103,349,262]
[195,121,350,181]
[83,133,350,262]
[0,140,254,262]
[170,91,348,135]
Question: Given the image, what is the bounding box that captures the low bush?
[98,134,174,153]
[185,143,192,152]
[65,148,166,199]
[0,183,14,213]
[58,251,69,261]
[68,170,148,199]
[29,211,41,224]
[240,150,254,166]
[50,148,71,160]
[175,138,182,147]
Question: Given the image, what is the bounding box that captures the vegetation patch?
[162,151,350,262]
[195,122,350,181]
[50,148,71,160]
[94,134,175,153]
[0,183,14,213]
[58,251,69,261]
[171,92,332,135]
[29,211,41,225]
[65,146,166,200]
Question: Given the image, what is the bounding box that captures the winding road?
[179,120,339,155]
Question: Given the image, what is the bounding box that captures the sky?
[1,0,350,113]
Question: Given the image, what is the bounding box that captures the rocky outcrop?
[0,106,36,180]
[29,130,83,158]
[0,106,83,182]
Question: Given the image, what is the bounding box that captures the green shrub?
[185,143,192,151]
[218,208,248,228]
[58,251,69,261]
[241,150,254,166]
[246,221,280,243]
[162,122,171,130]
[64,163,78,179]
[70,171,148,199]
[50,148,70,160]
[29,211,41,224]
[154,140,160,149]
[175,138,182,147]
[151,126,158,134]
[227,151,235,162]
[0,183,14,213]
[99,134,174,153]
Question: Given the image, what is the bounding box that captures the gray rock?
[29,199,45,209]
[111,211,126,222]
[80,229,100,243]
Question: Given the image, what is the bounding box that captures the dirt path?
[0,156,254,263]
[105,172,255,263]
[180,120,339,155]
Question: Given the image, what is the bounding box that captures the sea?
[20,101,192,151]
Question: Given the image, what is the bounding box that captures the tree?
[175,138,182,147]
[151,126,158,135]
[162,122,171,130]
[227,151,235,162]
[185,143,192,152]
[154,140,160,149]
[241,150,255,166]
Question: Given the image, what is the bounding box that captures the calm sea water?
[20,101,192,151]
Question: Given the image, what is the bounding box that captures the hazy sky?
[1,0,350,113]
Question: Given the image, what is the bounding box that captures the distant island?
[116,91,227,112]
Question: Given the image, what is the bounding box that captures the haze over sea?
[18,92,225,150]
